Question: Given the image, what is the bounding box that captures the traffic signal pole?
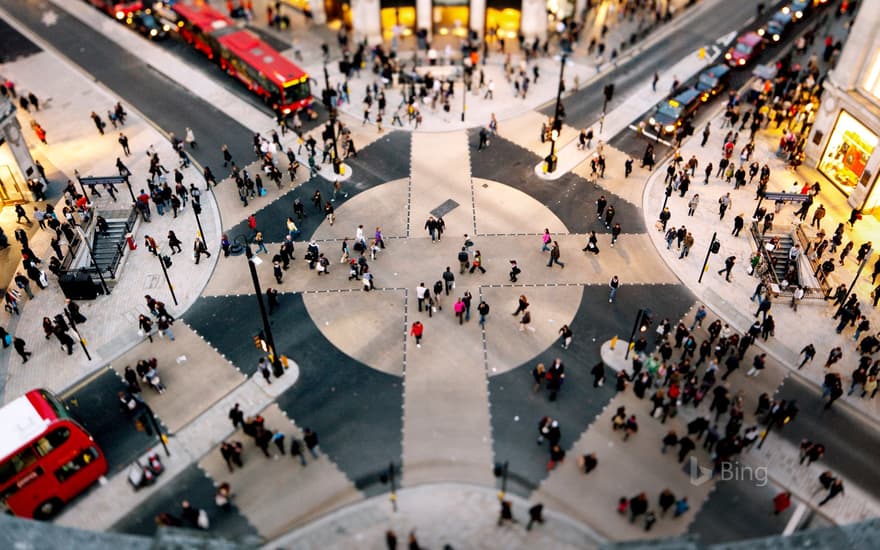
[699,232,718,284]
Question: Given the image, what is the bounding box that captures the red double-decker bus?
[173,2,312,115]
[0,389,108,519]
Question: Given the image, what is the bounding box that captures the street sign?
[762,192,810,203]
[77,175,128,186]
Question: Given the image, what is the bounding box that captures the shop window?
[486,8,520,40]
[433,0,469,38]
[381,0,416,39]
[818,110,878,194]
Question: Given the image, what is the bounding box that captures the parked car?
[125,9,169,39]
[647,88,702,136]
[725,32,765,67]
[88,0,144,20]
[758,8,794,43]
[695,64,731,102]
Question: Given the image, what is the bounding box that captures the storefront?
[381,0,417,39]
[432,0,469,37]
[485,0,521,40]
[818,110,877,195]
[0,141,28,205]
[0,99,36,207]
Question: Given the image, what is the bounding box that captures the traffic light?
[162,255,172,268]
[710,240,721,254]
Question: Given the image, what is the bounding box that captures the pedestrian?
[609,275,619,303]
[442,267,455,295]
[303,428,319,458]
[498,500,516,526]
[228,403,244,429]
[687,194,699,216]
[559,324,573,349]
[718,255,736,282]
[478,299,490,327]
[591,361,606,387]
[258,357,272,384]
[469,250,486,274]
[547,241,565,268]
[818,479,844,506]
[410,321,424,348]
[526,503,544,530]
[673,497,690,517]
[13,337,31,362]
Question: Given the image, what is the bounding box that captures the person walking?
[442,267,455,295]
[228,403,244,429]
[687,194,699,216]
[818,479,844,506]
[13,337,31,363]
[410,321,424,348]
[469,250,486,274]
[718,256,736,282]
[478,299,490,327]
[257,357,272,384]
[547,241,565,268]
[609,275,619,303]
[559,324,573,349]
[303,428,320,458]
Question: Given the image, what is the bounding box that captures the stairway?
[92,218,129,275]
[761,233,796,283]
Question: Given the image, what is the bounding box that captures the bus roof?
[218,31,308,86]
[173,2,236,33]
[0,395,50,459]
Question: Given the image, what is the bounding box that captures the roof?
[173,2,235,33]
[673,87,701,104]
[701,64,730,78]
[0,395,49,459]
[218,31,307,85]
[738,32,763,46]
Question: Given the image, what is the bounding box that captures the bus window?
[0,448,38,485]
[283,81,310,105]
[54,448,99,483]
[34,428,71,457]
[39,390,72,421]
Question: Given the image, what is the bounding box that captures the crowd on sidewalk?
[643,10,880,416]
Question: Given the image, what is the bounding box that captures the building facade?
[0,98,37,206]
[289,0,592,44]
[804,3,880,213]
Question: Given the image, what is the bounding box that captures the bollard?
[610,335,618,350]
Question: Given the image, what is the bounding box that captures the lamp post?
[698,232,719,284]
[546,54,567,173]
[624,308,645,360]
[461,62,468,122]
[192,200,207,250]
[155,248,178,306]
[493,460,509,501]
[323,66,341,174]
[379,462,398,512]
[63,308,92,361]
[835,248,873,318]
[74,226,110,296]
[234,236,284,378]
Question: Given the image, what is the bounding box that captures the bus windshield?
[283,81,310,106]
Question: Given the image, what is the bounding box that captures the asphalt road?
[2,1,255,169]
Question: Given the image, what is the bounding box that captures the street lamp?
[379,462,398,512]
[461,61,469,122]
[835,248,873,318]
[323,66,341,174]
[63,308,92,361]
[698,232,720,284]
[624,308,649,359]
[546,54,567,173]
[493,460,509,501]
[155,247,178,306]
[233,235,284,378]
[192,200,207,251]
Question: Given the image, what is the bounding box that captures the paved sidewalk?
[640,96,880,423]
[269,482,602,549]
[0,31,221,403]
[231,0,720,133]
